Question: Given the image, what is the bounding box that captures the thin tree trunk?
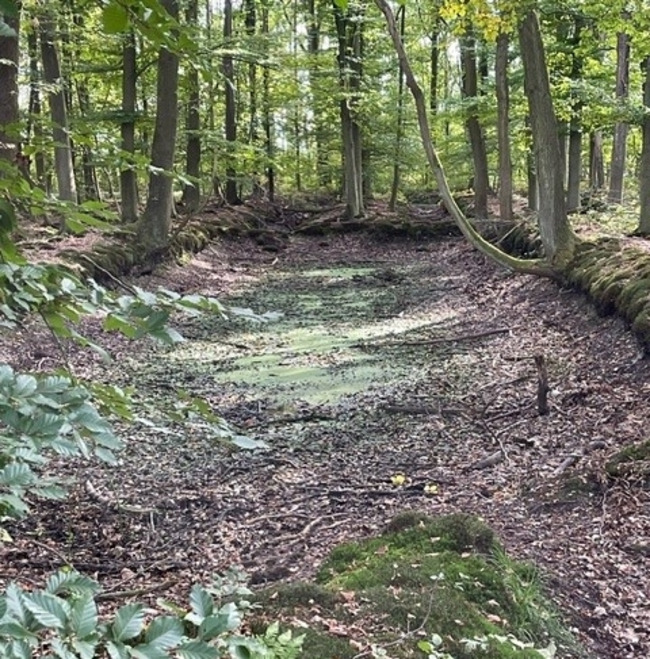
[589,131,604,190]
[334,1,364,219]
[223,0,240,205]
[181,0,201,212]
[27,27,47,188]
[120,29,138,223]
[389,5,405,211]
[261,3,274,200]
[0,6,20,163]
[495,32,513,222]
[39,8,77,204]
[609,29,630,204]
[137,0,180,255]
[566,16,584,213]
[461,32,489,218]
[637,58,650,235]
[518,9,574,265]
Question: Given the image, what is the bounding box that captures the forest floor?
[1,230,650,658]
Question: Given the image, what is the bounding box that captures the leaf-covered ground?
[2,234,650,658]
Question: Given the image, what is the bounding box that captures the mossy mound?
[250,513,580,658]
[606,439,650,488]
[562,240,650,351]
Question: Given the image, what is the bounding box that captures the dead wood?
[469,450,505,471]
[534,354,550,415]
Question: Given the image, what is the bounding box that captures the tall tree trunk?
[608,29,630,204]
[39,7,77,204]
[461,32,489,218]
[306,0,328,188]
[389,5,406,211]
[429,13,439,116]
[518,9,574,265]
[589,131,604,190]
[0,6,20,163]
[334,1,364,219]
[27,26,47,188]
[223,0,240,205]
[261,3,274,200]
[566,16,584,213]
[637,58,650,235]
[137,0,180,255]
[120,29,138,223]
[495,32,513,222]
[181,0,201,212]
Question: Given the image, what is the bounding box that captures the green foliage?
[0,569,304,659]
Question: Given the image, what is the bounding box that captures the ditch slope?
[2,234,650,658]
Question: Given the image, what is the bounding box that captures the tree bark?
[39,8,77,203]
[27,26,47,189]
[566,16,584,213]
[461,32,489,218]
[589,131,604,191]
[518,9,574,265]
[181,0,201,212]
[608,29,629,204]
[137,0,180,255]
[334,1,364,219]
[637,58,650,235]
[374,0,555,278]
[261,3,274,200]
[0,6,20,163]
[495,32,513,222]
[223,0,240,205]
[120,30,138,223]
[389,5,405,211]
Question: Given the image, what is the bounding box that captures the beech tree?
[137,0,180,255]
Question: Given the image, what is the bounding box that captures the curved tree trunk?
[137,0,180,255]
[374,0,555,279]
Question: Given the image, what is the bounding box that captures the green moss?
[606,439,650,487]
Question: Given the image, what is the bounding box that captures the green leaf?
[23,591,69,629]
[0,463,34,488]
[188,585,213,623]
[105,640,129,659]
[70,594,98,639]
[102,3,130,33]
[145,616,183,650]
[0,0,18,17]
[177,640,219,659]
[111,603,144,642]
[130,644,169,659]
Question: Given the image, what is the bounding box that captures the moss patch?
[250,513,580,658]
[606,439,650,488]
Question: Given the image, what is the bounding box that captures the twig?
[25,538,75,570]
[355,327,514,349]
[468,450,505,471]
[352,592,436,658]
[85,480,158,515]
[96,580,176,601]
[78,254,137,295]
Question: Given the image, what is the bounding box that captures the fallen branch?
[85,480,158,516]
[553,440,608,476]
[469,450,505,471]
[96,580,176,602]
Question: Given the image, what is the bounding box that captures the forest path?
[3,234,650,658]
